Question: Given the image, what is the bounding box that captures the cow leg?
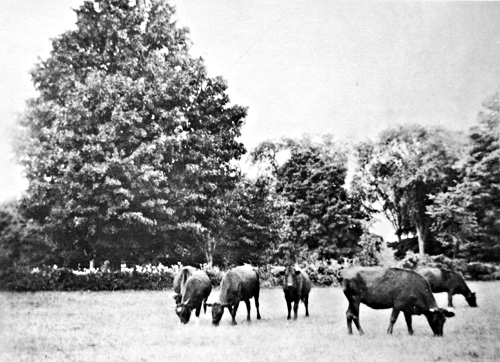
[231,302,239,325]
[387,309,400,334]
[254,292,261,320]
[244,299,251,321]
[346,301,363,335]
[293,298,299,320]
[304,294,310,317]
[286,295,292,320]
[448,290,454,308]
[203,298,208,314]
[403,312,414,335]
[195,304,202,318]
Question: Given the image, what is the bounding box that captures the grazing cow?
[341,267,455,336]
[280,266,312,320]
[173,266,197,305]
[417,267,477,308]
[175,270,212,324]
[205,265,261,326]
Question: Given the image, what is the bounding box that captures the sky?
[0,0,499,239]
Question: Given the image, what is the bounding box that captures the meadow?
[1,281,499,362]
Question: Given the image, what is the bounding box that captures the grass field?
[1,281,499,362]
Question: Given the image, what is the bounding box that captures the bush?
[396,251,499,280]
[0,264,176,292]
[0,259,360,292]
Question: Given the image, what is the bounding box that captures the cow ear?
[295,270,301,275]
[204,302,213,307]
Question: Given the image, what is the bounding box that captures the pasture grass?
[1,282,499,362]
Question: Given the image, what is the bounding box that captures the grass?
[1,281,499,362]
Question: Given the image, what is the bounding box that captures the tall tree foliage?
[466,91,500,261]
[353,125,464,255]
[17,0,246,267]
[427,181,479,259]
[251,136,367,261]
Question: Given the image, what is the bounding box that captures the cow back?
[173,266,197,295]
[182,270,212,306]
[418,267,471,296]
[342,267,437,312]
[219,265,259,305]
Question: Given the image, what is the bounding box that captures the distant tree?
[251,135,367,261]
[466,91,500,261]
[427,181,479,259]
[216,176,282,266]
[0,200,51,269]
[353,125,465,256]
[354,141,414,244]
[17,0,246,267]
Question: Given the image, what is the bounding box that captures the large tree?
[17,0,246,267]
[466,91,500,261]
[251,135,367,261]
[353,125,464,255]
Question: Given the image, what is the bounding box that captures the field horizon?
[1,282,499,362]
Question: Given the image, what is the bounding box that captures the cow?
[173,266,197,305]
[175,270,212,324]
[280,265,312,320]
[205,265,261,326]
[417,267,477,308]
[341,267,455,336]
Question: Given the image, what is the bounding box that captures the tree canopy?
[251,135,367,262]
[353,124,465,255]
[465,91,500,261]
[17,0,246,267]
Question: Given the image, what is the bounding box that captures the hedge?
[1,256,497,292]
[0,260,345,292]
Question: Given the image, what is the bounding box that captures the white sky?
[1,0,499,240]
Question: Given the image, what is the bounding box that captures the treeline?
[0,0,498,272]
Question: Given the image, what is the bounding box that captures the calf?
[417,267,477,308]
[341,267,455,336]
[205,265,261,326]
[280,266,312,320]
[173,266,197,305]
[175,270,212,324]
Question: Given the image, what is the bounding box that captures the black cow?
[280,266,312,320]
[205,265,261,326]
[417,267,477,308]
[173,266,197,305]
[341,267,455,336]
[175,270,212,324]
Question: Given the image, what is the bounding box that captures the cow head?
[173,294,182,305]
[279,266,301,291]
[424,308,455,336]
[205,302,226,326]
[176,299,191,324]
[466,292,477,307]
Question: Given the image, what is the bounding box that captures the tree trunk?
[205,251,213,268]
[416,224,426,256]
[205,236,215,267]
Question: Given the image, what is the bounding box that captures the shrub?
[0,259,362,292]
[396,251,499,280]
